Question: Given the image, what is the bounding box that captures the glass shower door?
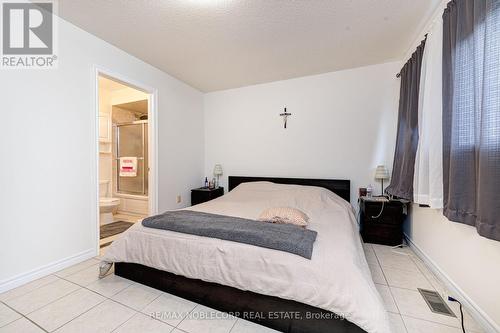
[116,122,148,195]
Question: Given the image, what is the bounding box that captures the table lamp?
[375,165,389,196]
[213,164,223,188]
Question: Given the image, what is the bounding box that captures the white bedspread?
[102,182,391,333]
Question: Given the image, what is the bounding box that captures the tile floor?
[364,243,484,333]
[0,243,484,333]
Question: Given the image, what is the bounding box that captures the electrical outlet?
[176,195,182,204]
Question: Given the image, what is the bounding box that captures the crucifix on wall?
[280,107,292,129]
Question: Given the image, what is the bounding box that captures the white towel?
[119,157,137,177]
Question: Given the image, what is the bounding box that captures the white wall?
[405,207,500,331]
[204,62,401,204]
[401,1,500,331]
[0,17,204,290]
[204,55,500,331]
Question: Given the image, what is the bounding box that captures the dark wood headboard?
[228,176,351,202]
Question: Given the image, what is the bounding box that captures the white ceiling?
[59,0,439,92]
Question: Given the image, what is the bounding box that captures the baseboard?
[404,233,500,333]
[0,248,96,293]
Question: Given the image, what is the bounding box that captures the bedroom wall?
[204,49,500,331]
[204,61,401,205]
[401,0,500,330]
[0,16,204,291]
[405,207,500,331]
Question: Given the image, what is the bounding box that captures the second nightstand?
[191,187,224,205]
[359,197,408,246]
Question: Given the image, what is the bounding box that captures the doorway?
[95,71,157,253]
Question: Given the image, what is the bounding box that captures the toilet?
[99,180,120,225]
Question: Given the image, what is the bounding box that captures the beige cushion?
[258,207,309,227]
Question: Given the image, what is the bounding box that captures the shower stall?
[115,121,148,196]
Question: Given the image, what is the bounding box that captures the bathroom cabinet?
[99,112,112,142]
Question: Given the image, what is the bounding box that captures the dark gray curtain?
[386,40,426,200]
[443,0,500,240]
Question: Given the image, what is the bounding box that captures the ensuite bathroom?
[98,76,150,250]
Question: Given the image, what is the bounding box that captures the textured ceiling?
[59,0,439,92]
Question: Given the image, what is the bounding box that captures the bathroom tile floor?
[0,244,484,333]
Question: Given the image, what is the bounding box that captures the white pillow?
[258,207,309,227]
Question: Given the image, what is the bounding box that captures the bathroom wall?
[98,84,113,193]
[112,106,139,124]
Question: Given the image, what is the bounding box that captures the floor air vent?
[418,289,456,317]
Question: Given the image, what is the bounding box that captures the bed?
[102,176,391,333]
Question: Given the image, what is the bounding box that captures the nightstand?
[359,197,408,246]
[191,187,224,205]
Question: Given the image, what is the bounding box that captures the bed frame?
[228,176,350,202]
[115,177,364,333]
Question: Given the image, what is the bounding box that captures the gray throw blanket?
[142,210,317,259]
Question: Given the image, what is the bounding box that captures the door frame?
[92,65,159,255]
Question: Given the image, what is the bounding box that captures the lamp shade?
[374,165,389,180]
[213,164,223,176]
